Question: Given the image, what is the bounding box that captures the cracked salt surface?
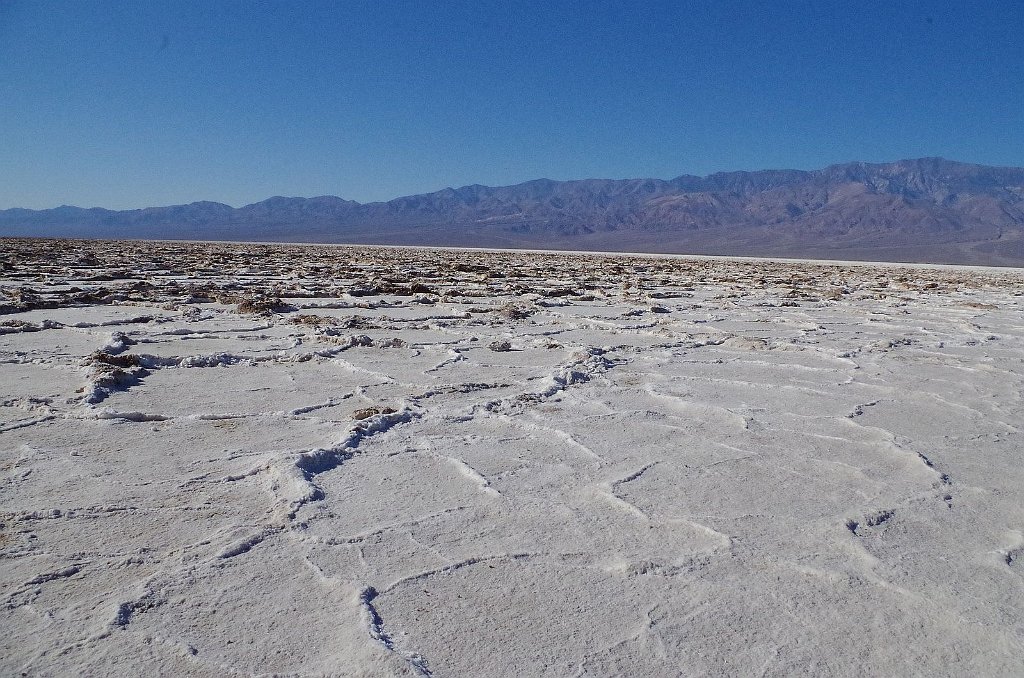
[2,239,1024,676]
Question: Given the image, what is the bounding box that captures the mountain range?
[3,158,1024,265]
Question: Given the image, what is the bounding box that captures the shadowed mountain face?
[4,158,1024,265]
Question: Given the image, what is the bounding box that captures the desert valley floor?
[2,239,1023,676]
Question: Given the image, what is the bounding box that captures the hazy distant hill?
[4,158,1024,265]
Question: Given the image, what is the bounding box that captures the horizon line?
[3,155,1015,212]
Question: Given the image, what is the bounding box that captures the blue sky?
[1,0,1022,209]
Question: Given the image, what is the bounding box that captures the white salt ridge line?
[424,348,465,373]
[834,534,928,600]
[594,463,658,522]
[710,354,858,376]
[660,372,846,401]
[91,409,169,423]
[379,552,539,595]
[97,524,294,643]
[0,319,63,334]
[217,462,273,483]
[271,406,420,516]
[21,565,83,588]
[223,321,277,333]
[187,412,252,421]
[838,415,953,489]
[3,564,87,620]
[915,390,1022,433]
[358,586,433,677]
[642,383,750,431]
[216,527,282,560]
[290,301,362,309]
[771,426,942,505]
[0,414,55,433]
[470,347,618,418]
[422,445,499,497]
[403,337,466,351]
[61,315,159,329]
[595,487,652,521]
[371,312,471,323]
[421,322,474,338]
[611,462,659,488]
[0,356,63,367]
[6,507,140,527]
[541,311,664,333]
[100,521,282,653]
[75,332,379,410]
[492,413,604,461]
[530,348,616,399]
[907,351,1023,378]
[318,506,471,546]
[415,382,512,402]
[600,462,734,550]
[612,554,713,579]
[327,356,397,383]
[131,335,381,369]
[151,328,206,336]
[287,396,352,416]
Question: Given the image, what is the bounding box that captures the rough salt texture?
[2,238,1023,676]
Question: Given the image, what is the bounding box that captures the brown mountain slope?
[3,158,1023,265]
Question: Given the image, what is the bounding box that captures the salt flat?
[2,239,1023,676]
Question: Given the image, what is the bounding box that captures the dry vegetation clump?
[495,303,533,321]
[70,289,118,305]
[181,285,218,303]
[82,351,148,393]
[346,284,379,297]
[352,406,397,420]
[88,351,141,368]
[1,287,53,314]
[289,313,339,328]
[84,269,132,282]
[540,287,577,298]
[235,296,293,314]
[370,281,412,296]
[410,282,436,295]
[337,315,379,330]
[89,367,139,390]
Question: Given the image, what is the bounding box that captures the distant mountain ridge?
[4,158,1024,265]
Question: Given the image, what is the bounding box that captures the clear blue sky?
[2,0,1022,209]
